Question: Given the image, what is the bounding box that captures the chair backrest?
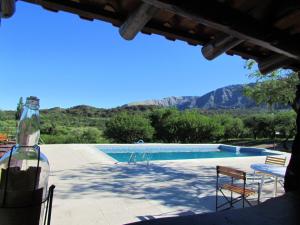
[265,156,286,166]
[216,166,246,180]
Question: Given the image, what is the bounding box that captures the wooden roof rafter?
[17,0,300,74]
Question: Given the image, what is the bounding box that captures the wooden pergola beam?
[119,3,158,40]
[142,0,300,61]
[0,0,16,18]
[23,0,122,25]
[21,0,300,72]
[201,34,244,60]
[22,0,203,45]
[258,55,293,75]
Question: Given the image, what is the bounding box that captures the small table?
[250,163,286,197]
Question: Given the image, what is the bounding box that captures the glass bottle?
[0,96,50,225]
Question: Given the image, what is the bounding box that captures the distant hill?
[1,84,290,115]
[124,84,277,110]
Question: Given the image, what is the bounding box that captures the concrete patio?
[42,144,290,225]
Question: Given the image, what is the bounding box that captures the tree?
[243,60,298,110]
[0,110,4,120]
[274,111,296,148]
[161,110,224,143]
[243,114,275,139]
[149,108,179,142]
[82,127,102,143]
[104,112,154,143]
[15,97,24,121]
[215,115,244,140]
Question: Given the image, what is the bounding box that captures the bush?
[274,111,296,141]
[243,114,275,139]
[215,115,244,140]
[104,112,154,143]
[149,108,179,142]
[41,127,106,144]
[82,127,102,143]
[153,110,224,143]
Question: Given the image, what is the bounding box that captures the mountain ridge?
[124,83,263,110]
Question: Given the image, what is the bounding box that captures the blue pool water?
[98,145,278,162]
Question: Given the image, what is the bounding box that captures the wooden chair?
[265,155,286,165]
[253,156,286,177]
[216,166,260,211]
[252,155,286,186]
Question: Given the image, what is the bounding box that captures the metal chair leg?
[43,185,55,225]
[47,185,55,225]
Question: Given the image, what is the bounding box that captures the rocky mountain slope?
[125,84,260,110]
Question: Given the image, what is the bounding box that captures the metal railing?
[128,152,152,167]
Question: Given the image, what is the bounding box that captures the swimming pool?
[98,144,279,162]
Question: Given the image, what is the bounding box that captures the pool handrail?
[128,152,137,164]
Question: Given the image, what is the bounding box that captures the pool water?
[98,145,278,162]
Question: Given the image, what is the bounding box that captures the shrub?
[159,110,224,143]
[104,112,154,143]
[215,115,244,140]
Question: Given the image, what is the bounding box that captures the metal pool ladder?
[142,152,151,167]
[128,152,151,166]
[128,152,137,164]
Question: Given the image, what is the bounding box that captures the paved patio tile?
[41,144,290,225]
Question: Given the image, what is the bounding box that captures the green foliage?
[104,112,154,143]
[244,75,297,109]
[244,60,298,109]
[149,109,224,143]
[0,119,16,139]
[41,127,107,144]
[1,104,296,145]
[243,114,273,139]
[274,111,296,141]
[243,112,296,141]
[214,115,244,140]
[149,108,179,142]
[15,97,24,121]
[166,111,223,143]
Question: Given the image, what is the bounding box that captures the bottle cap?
[25,96,40,109]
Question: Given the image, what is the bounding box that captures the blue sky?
[0,2,253,110]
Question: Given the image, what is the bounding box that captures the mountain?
[125,84,263,110]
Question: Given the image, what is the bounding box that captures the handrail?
[128,152,137,164]
[128,152,152,166]
[142,152,151,167]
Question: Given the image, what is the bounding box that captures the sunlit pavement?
[42,144,290,225]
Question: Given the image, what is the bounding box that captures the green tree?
[81,127,102,143]
[274,111,296,148]
[243,60,298,110]
[149,108,179,142]
[15,97,24,121]
[162,110,224,143]
[104,112,154,143]
[215,115,244,140]
[243,114,275,139]
[0,110,4,120]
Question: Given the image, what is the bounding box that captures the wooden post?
[284,72,300,192]
[119,3,158,40]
